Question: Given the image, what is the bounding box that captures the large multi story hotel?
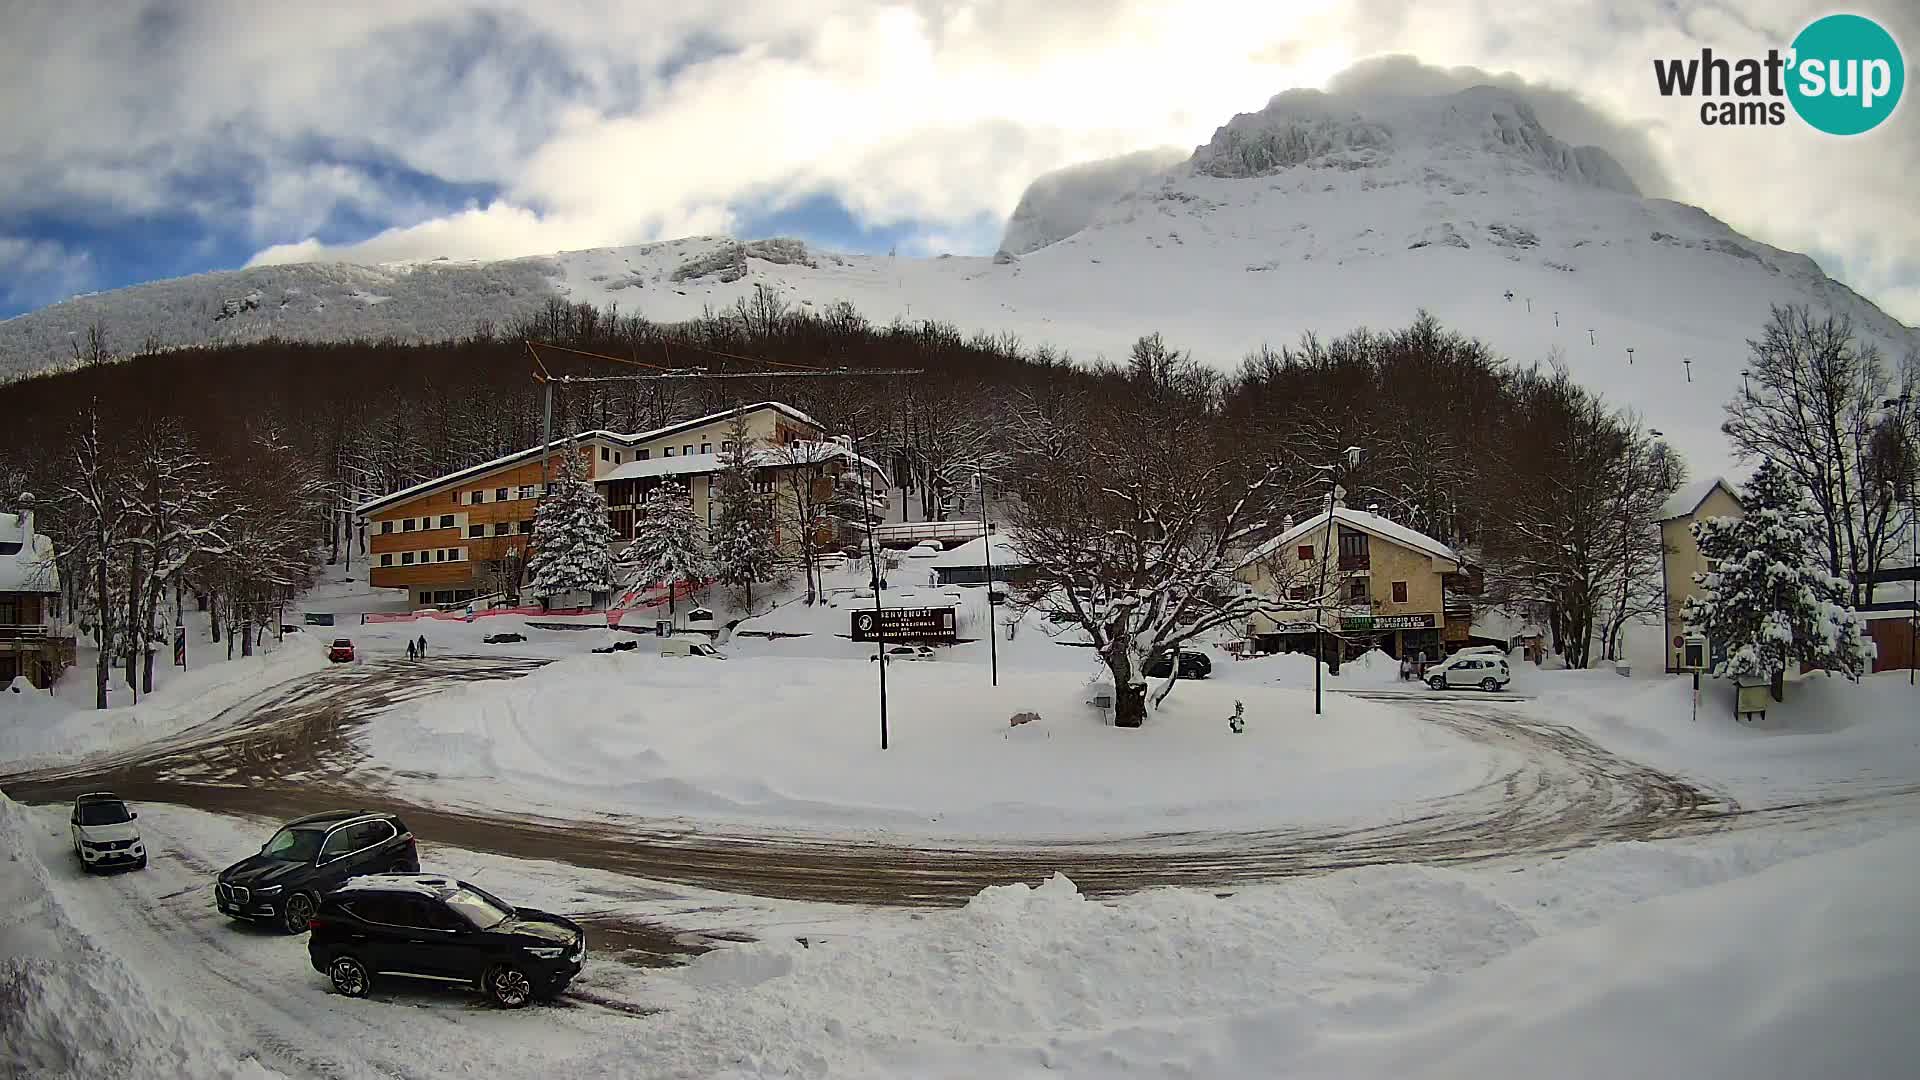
[355,402,880,608]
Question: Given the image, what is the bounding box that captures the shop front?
[1340,613,1441,662]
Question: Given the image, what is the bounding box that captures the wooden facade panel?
[371,562,474,589]
[371,526,464,553]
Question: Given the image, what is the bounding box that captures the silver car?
[1426,654,1511,691]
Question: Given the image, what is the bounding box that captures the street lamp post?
[854,427,889,749]
[977,468,998,688]
[1891,395,1918,685]
[1312,447,1363,716]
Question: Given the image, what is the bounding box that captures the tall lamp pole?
[855,427,889,749]
[1313,446,1364,716]
[978,468,997,688]
[1894,394,1918,685]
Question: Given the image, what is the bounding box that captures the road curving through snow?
[2,655,1901,906]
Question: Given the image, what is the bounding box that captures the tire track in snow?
[8,657,1916,906]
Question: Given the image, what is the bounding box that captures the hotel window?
[600,447,610,461]
[664,447,675,457]
[517,520,533,534]
[380,520,393,534]
[471,490,485,504]
[403,518,416,532]
[1391,581,1409,603]
[380,554,393,567]
[1288,585,1312,601]
[493,522,511,535]
[637,449,649,460]
[439,514,454,529]
[683,444,693,456]
[401,551,415,565]
[1347,578,1369,603]
[720,441,734,452]
[700,442,711,454]
[519,485,538,500]
[614,452,623,463]
[1296,545,1314,561]
[495,487,509,502]
[468,525,484,538]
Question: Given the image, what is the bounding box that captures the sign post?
[851,606,957,643]
[173,623,187,669]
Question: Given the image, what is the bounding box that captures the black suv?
[216,810,419,934]
[308,875,585,1008]
[1144,649,1213,679]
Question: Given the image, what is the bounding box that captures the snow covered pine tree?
[624,481,707,620]
[527,449,614,607]
[1682,458,1871,700]
[710,423,778,615]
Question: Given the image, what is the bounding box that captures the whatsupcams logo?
[1653,13,1904,134]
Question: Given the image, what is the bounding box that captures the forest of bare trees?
[2,295,1692,708]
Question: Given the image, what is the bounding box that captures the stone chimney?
[1281,512,1295,531]
[14,492,32,538]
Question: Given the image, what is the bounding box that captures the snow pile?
[0,795,285,1080]
[642,827,1920,1078]
[1534,669,1920,806]
[363,652,1483,837]
[0,632,329,769]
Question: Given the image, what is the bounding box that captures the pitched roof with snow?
[0,511,60,594]
[354,401,825,514]
[1240,507,1457,569]
[1657,476,1741,522]
[928,531,1030,569]
[597,440,885,483]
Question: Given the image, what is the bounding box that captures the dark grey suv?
[216,810,419,934]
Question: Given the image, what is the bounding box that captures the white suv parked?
[71,792,147,872]
[1426,654,1512,692]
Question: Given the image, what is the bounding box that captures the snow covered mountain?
[4,86,1913,475]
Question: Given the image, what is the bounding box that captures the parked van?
[660,638,725,659]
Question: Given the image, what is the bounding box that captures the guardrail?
[0,624,50,642]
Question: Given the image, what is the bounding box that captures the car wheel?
[1479,677,1499,692]
[486,965,535,1008]
[1427,677,1447,690]
[282,892,317,935]
[328,956,372,998]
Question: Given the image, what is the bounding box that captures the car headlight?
[253,885,282,896]
[526,946,567,960]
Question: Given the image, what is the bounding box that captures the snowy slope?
[5,86,1914,475]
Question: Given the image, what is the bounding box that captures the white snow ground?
[6,783,1916,1079]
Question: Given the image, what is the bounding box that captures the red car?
[327,638,355,663]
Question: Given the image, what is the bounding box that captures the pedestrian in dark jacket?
[417,634,428,658]
[406,640,417,661]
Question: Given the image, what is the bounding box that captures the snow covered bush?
[1682,458,1870,690]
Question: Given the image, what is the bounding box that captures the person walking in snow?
[406,639,417,661]
[416,634,427,658]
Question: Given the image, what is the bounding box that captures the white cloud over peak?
[3,1,1916,324]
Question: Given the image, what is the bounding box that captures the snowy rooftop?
[1658,476,1740,522]
[331,874,462,898]
[1241,507,1457,568]
[0,510,60,594]
[928,531,1030,569]
[355,401,825,514]
[598,440,884,483]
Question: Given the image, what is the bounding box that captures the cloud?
[0,237,93,310]
[1,0,1916,324]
